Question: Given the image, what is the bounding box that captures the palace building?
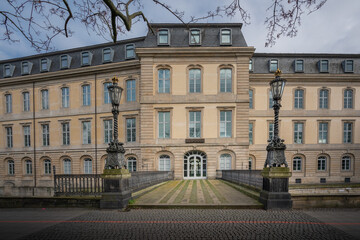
[0,23,359,196]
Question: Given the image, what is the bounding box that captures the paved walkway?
[0,208,359,239]
[133,180,262,208]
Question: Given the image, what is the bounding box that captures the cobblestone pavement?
[4,209,357,240]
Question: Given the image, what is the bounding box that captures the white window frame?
[189,111,201,138]
[127,157,137,172]
[319,59,329,73]
[319,89,328,109]
[269,90,274,109]
[189,29,201,45]
[294,89,304,109]
[6,127,13,148]
[103,82,111,104]
[84,158,92,174]
[126,118,136,142]
[158,29,170,45]
[249,123,253,145]
[21,61,33,75]
[317,156,327,171]
[268,122,274,141]
[8,160,15,175]
[220,28,232,45]
[343,122,353,144]
[158,111,170,139]
[269,59,278,72]
[341,156,351,171]
[249,59,253,72]
[318,122,328,144]
[293,157,302,171]
[294,59,304,72]
[5,94,12,113]
[158,68,170,93]
[60,54,72,69]
[159,155,171,171]
[220,154,231,170]
[294,122,304,144]
[220,68,232,93]
[4,64,15,77]
[61,87,70,108]
[189,68,201,93]
[344,89,353,109]
[343,60,354,73]
[40,58,51,72]
[126,79,136,102]
[125,44,135,59]
[102,47,114,63]
[63,159,71,174]
[44,159,51,175]
[25,160,32,175]
[249,89,253,109]
[220,110,232,138]
[81,51,93,66]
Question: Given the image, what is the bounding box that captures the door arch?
[184,150,207,179]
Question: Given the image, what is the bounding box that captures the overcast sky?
[1,0,360,61]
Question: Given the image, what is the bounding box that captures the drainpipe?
[95,73,98,174]
[32,82,37,195]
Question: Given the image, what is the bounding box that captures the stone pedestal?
[260,167,292,210]
[100,169,132,209]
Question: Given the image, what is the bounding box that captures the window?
[158,112,170,139]
[220,29,231,45]
[8,160,15,175]
[103,82,111,104]
[269,59,278,72]
[127,157,137,172]
[126,118,136,142]
[60,55,71,69]
[248,157,253,170]
[104,119,113,143]
[344,89,353,109]
[44,159,51,174]
[41,89,49,110]
[5,94,12,113]
[22,61,32,75]
[189,29,201,45]
[82,85,91,106]
[4,64,11,77]
[103,48,112,63]
[249,59,253,72]
[25,160,32,174]
[249,123,253,145]
[24,126,31,147]
[294,122,304,144]
[40,58,50,72]
[293,157,302,171]
[42,124,50,146]
[61,87,69,108]
[317,156,327,171]
[159,155,170,171]
[343,60,354,73]
[82,121,91,144]
[6,127,13,148]
[269,91,274,109]
[294,59,304,72]
[23,92,30,111]
[189,111,201,138]
[343,122,353,144]
[342,156,351,171]
[318,122,328,144]
[220,110,232,138]
[268,122,274,140]
[189,69,201,93]
[158,29,169,45]
[126,79,136,102]
[63,159,71,174]
[294,89,304,109]
[81,52,91,66]
[220,154,231,170]
[62,122,70,145]
[220,68,232,93]
[84,158,92,174]
[319,89,328,109]
[126,44,135,59]
[249,89,253,109]
[319,60,329,72]
[158,69,170,93]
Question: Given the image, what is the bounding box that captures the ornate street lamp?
[264,69,288,168]
[105,76,126,169]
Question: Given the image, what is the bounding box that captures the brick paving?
[5,209,357,240]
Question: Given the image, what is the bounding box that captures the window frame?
[44,159,51,175]
[219,154,232,170]
[82,121,91,145]
[249,89,254,109]
[219,67,232,93]
[82,84,91,106]
[317,156,327,171]
[63,158,71,174]
[158,111,171,139]
[81,51,93,66]
[84,158,92,174]
[126,79,136,102]
[102,47,114,63]
[343,121,353,144]
[219,110,232,138]
[220,28,232,45]
[127,156,137,172]
[294,59,304,73]
[125,44,135,59]
[6,126,13,148]
[293,121,304,144]
[268,90,274,109]
[269,59,279,72]
[126,118,136,143]
[268,121,274,141]
[40,58,51,72]
[41,89,49,110]
[42,124,50,146]
[60,54,71,69]
[23,125,31,147]
[7,159,15,175]
[189,29,201,45]
[249,122,254,145]
[292,156,302,172]
[249,59,253,72]
[5,93,12,113]
[104,119,113,144]
[21,61,33,75]
[158,68,171,94]
[158,29,170,45]
[294,88,304,109]
[25,159,33,175]
[103,82,112,104]
[62,122,70,145]
[343,60,354,73]
[23,91,30,111]
[3,64,15,77]
[343,88,354,109]
[319,88,329,109]
[189,110,202,138]
[318,121,329,144]
[159,155,171,171]
[188,68,202,93]
[319,59,329,73]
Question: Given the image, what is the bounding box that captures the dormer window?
[102,48,114,63]
[60,55,71,69]
[220,29,232,45]
[40,58,51,72]
[295,59,304,72]
[189,29,201,45]
[319,60,329,73]
[125,44,135,59]
[343,60,354,73]
[81,51,93,66]
[269,59,278,72]
[158,29,169,45]
[3,64,15,77]
[21,61,33,75]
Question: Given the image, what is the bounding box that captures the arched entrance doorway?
[184,150,207,179]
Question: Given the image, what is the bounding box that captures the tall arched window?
[189,68,201,93]
[219,154,231,170]
[127,157,137,172]
[220,68,232,93]
[44,159,51,174]
[317,156,327,171]
[159,155,171,171]
[84,158,92,174]
[25,160,32,175]
[8,160,15,175]
[293,156,302,171]
[63,159,71,174]
[342,156,351,171]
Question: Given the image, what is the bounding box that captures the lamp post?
[260,69,292,210]
[105,76,126,169]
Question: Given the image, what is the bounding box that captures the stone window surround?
[102,47,114,63]
[156,65,172,94]
[154,107,173,140]
[41,157,52,176]
[217,106,235,138]
[292,120,306,144]
[21,90,31,112]
[21,61,33,75]
[186,107,204,139]
[317,120,331,144]
[318,87,331,110]
[81,155,93,174]
[125,43,136,59]
[155,151,174,171]
[292,155,304,172]
[343,87,355,109]
[59,84,70,109]
[80,82,92,107]
[123,114,138,144]
[187,64,204,94]
[217,150,236,170]
[126,154,137,172]
[5,158,15,176]
[316,154,330,173]
[342,120,355,144]
[293,87,306,110]
[58,119,71,146]
[60,156,72,174]
[60,54,72,69]
[217,64,234,94]
[341,154,353,172]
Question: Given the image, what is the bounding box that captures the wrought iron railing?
[218,170,263,190]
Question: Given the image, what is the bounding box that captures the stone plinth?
[100,169,132,209]
[260,167,292,210]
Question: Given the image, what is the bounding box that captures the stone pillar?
[100,169,132,209]
[259,167,292,210]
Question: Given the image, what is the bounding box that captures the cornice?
[250,73,360,82]
[136,47,255,58]
[0,60,140,87]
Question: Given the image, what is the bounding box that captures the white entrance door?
[184,151,207,179]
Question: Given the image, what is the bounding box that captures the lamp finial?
[112,76,119,84]
[275,69,282,77]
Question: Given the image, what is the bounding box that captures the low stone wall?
[217,170,262,190]
[129,171,173,192]
[0,186,54,197]
[292,195,360,209]
[0,197,100,208]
